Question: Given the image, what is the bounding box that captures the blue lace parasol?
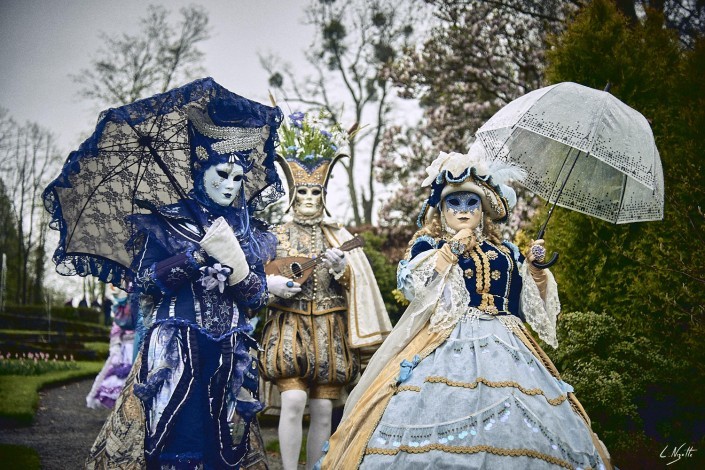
[43,77,283,287]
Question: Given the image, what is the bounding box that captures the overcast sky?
[0,0,363,300]
[0,0,316,151]
[1,0,425,299]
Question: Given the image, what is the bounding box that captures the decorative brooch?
[450,240,466,256]
[199,263,232,293]
[530,245,546,262]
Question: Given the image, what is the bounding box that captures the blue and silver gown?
[321,236,610,470]
[130,201,271,469]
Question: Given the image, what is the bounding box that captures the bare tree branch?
[261,0,420,225]
[73,4,209,110]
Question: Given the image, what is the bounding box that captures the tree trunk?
[614,0,638,24]
[345,157,363,226]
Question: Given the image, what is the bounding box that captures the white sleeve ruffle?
[519,262,561,348]
[429,262,470,333]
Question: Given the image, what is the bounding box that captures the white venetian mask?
[293,185,324,218]
[202,162,244,207]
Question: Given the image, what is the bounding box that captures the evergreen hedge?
[536,0,705,466]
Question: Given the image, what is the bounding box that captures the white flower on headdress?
[422,151,472,187]
[421,140,527,209]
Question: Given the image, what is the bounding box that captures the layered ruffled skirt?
[86,324,135,409]
[360,314,606,469]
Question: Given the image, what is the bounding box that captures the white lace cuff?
[429,262,470,333]
[519,262,561,348]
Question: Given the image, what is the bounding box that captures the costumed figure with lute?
[259,111,392,470]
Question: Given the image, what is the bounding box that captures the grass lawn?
[265,436,307,464]
[0,444,40,470]
[0,361,102,426]
[83,341,109,357]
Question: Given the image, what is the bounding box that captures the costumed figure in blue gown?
[319,143,613,469]
[125,96,282,469]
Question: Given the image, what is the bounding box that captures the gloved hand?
[322,248,347,275]
[267,275,301,299]
[435,228,474,273]
[526,239,548,297]
[199,217,249,285]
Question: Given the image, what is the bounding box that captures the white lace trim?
[519,262,560,348]
[429,263,470,333]
[403,252,445,338]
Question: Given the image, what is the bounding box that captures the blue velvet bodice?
[131,202,269,337]
[410,236,526,321]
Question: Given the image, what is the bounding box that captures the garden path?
[0,378,295,469]
[0,379,109,469]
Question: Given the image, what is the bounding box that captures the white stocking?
[306,398,333,470]
[279,389,307,470]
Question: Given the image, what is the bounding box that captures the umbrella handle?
[533,226,559,269]
[532,252,559,270]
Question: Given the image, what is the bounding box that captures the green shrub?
[0,444,40,470]
[2,304,101,324]
[83,341,110,358]
[356,230,405,324]
[0,313,109,335]
[542,1,705,464]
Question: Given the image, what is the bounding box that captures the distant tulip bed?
[0,352,79,376]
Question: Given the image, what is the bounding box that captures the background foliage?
[535,0,705,465]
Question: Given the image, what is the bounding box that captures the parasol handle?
[532,225,559,269]
[135,131,205,233]
[530,145,583,270]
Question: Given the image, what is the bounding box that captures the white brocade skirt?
[360,314,605,470]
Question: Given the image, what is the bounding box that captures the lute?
[265,236,365,285]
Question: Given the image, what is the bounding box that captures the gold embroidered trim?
[470,245,497,313]
[364,444,575,469]
[424,376,567,405]
[395,385,421,393]
[502,243,513,311]
[469,247,485,295]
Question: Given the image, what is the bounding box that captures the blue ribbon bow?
[397,355,422,384]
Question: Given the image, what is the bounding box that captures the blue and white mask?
[443,191,482,215]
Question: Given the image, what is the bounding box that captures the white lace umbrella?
[476,82,664,266]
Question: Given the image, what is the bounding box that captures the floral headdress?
[418,141,526,227]
[276,111,351,214]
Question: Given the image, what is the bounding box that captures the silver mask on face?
[443,192,482,215]
[202,162,244,206]
[441,191,484,235]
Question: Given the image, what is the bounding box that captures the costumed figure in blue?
[127,97,282,469]
[319,142,613,469]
